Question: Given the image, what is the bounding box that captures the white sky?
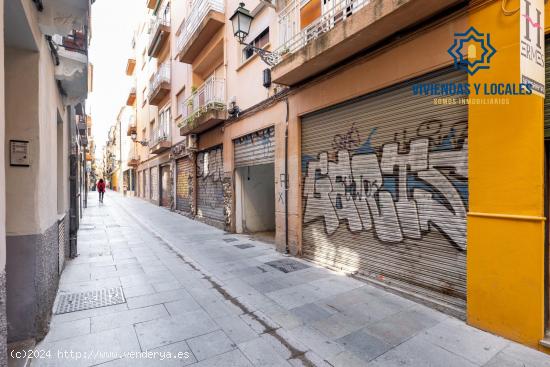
[87,0,142,158]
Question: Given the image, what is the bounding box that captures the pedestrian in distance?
[97,178,106,203]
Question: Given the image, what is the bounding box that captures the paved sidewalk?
[28,191,550,366]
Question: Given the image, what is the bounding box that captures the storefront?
[233,127,276,235]
[176,157,192,213]
[196,146,224,226]
[300,68,468,314]
[160,164,172,208]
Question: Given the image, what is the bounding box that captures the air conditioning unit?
[187,134,198,151]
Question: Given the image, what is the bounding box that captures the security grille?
[196,146,224,223]
[176,157,192,213]
[234,126,275,168]
[301,68,468,314]
[54,287,126,314]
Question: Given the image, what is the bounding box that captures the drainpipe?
[284,98,289,255]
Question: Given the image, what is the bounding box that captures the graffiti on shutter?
[145,170,150,199]
[301,69,468,313]
[160,165,172,208]
[151,166,159,201]
[176,158,192,213]
[196,146,224,223]
[234,126,275,167]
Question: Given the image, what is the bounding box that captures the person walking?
[97,178,106,203]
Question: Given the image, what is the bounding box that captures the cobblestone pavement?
[28,191,550,366]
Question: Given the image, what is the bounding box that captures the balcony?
[178,77,226,136]
[77,116,86,134]
[127,116,137,136]
[271,0,462,86]
[126,57,136,75]
[128,147,140,166]
[53,29,88,101]
[126,86,136,106]
[148,63,171,106]
[149,124,171,154]
[148,16,171,58]
[177,0,224,64]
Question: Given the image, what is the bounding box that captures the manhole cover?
[55,287,126,314]
[265,259,310,273]
[235,244,254,250]
[223,238,238,243]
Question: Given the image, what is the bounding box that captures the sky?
[87,0,142,159]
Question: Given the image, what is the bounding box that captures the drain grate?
[235,244,254,250]
[223,238,238,243]
[55,287,126,314]
[265,259,310,273]
[79,225,96,231]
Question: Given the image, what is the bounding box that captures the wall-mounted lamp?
[230,3,278,66]
[131,132,148,146]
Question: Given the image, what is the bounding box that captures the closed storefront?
[234,127,276,234]
[138,171,143,197]
[196,146,224,224]
[301,69,468,313]
[151,166,159,202]
[234,126,275,167]
[160,164,172,208]
[176,157,192,213]
[144,169,150,200]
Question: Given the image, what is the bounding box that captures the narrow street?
[27,192,549,367]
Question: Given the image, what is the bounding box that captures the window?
[242,28,269,62]
[142,87,147,106]
[159,107,171,139]
[176,88,185,117]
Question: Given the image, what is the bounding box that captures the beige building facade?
[2,0,92,357]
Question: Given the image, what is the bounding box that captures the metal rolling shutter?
[545,41,550,137]
[176,158,192,213]
[144,170,150,199]
[151,166,159,201]
[301,68,468,314]
[234,126,275,167]
[160,165,172,208]
[196,146,224,223]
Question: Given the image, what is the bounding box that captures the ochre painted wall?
[467,0,547,350]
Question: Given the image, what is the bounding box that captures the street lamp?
[230,2,277,66]
[131,131,148,146]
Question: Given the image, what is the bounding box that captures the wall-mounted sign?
[520,0,545,97]
[10,140,30,167]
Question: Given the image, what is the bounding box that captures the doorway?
[235,163,275,239]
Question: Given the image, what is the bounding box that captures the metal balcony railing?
[178,77,225,128]
[148,63,170,99]
[273,0,371,65]
[176,0,224,56]
[149,123,169,147]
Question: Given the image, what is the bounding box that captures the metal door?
[151,166,159,202]
[196,146,224,224]
[144,169,150,199]
[301,68,468,314]
[160,164,172,208]
[234,126,275,168]
[176,157,192,213]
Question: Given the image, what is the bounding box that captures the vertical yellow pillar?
[468,0,546,348]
